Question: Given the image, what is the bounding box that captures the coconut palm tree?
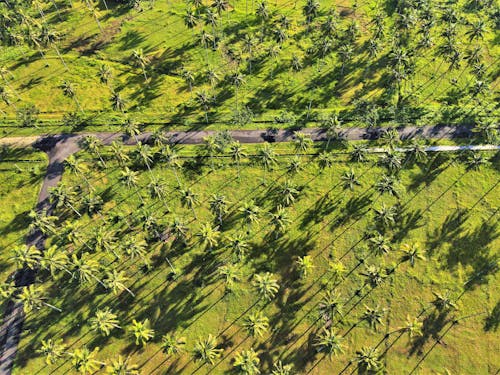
[400,315,423,339]
[256,143,277,184]
[303,0,320,27]
[129,319,154,346]
[379,150,402,173]
[407,141,427,163]
[229,141,247,179]
[28,210,58,235]
[431,291,457,312]
[375,175,400,197]
[244,311,269,338]
[105,356,139,375]
[361,305,385,331]
[104,270,135,297]
[318,290,343,323]
[294,131,313,155]
[170,217,189,245]
[253,272,279,300]
[119,167,143,204]
[98,64,112,85]
[350,145,368,162]
[110,91,126,112]
[233,348,261,375]
[11,244,41,270]
[218,263,241,293]
[341,169,361,190]
[360,265,387,288]
[89,308,121,336]
[17,285,61,313]
[131,49,150,81]
[0,282,15,303]
[49,183,81,216]
[466,152,488,170]
[239,200,261,233]
[271,361,293,375]
[37,339,67,365]
[40,245,71,277]
[373,204,397,229]
[226,234,249,261]
[193,334,223,365]
[369,233,392,256]
[317,152,334,171]
[314,328,344,360]
[399,243,425,267]
[161,333,186,355]
[278,180,299,207]
[209,194,229,227]
[80,135,106,168]
[354,346,383,374]
[287,156,303,175]
[197,223,220,251]
[184,8,199,30]
[70,347,104,374]
[229,71,245,110]
[295,255,314,279]
[466,19,486,41]
[71,253,104,287]
[177,188,199,216]
[269,206,291,239]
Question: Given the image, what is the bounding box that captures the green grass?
[0,0,498,135]
[12,142,499,374]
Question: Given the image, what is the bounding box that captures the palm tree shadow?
[408,310,452,356]
[484,300,500,332]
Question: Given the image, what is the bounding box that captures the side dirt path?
[0,124,494,373]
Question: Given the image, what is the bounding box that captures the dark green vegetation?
[0,0,498,135]
[9,136,499,374]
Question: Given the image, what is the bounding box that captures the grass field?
[11,140,499,374]
[0,0,498,135]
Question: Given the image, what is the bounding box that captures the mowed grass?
[12,142,499,374]
[0,0,498,135]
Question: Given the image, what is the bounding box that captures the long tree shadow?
[484,300,500,332]
[408,310,453,356]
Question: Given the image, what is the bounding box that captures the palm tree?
[360,265,387,288]
[37,339,67,365]
[314,328,344,360]
[161,145,182,185]
[180,187,200,218]
[129,319,154,346]
[271,361,293,375]
[233,348,261,375]
[472,120,499,144]
[342,169,361,190]
[181,68,195,93]
[49,183,81,216]
[196,90,215,124]
[407,141,427,163]
[350,144,368,162]
[197,223,220,251]
[184,8,199,30]
[17,285,61,313]
[229,141,247,179]
[105,356,139,375]
[70,347,104,374]
[123,118,141,141]
[287,156,303,175]
[60,80,82,111]
[170,217,189,245]
[253,272,279,300]
[373,204,397,229]
[269,206,291,239]
[131,49,150,81]
[226,234,249,261]
[218,263,241,293]
[431,291,457,312]
[293,131,313,155]
[279,180,299,207]
[40,245,71,277]
[98,64,112,85]
[318,290,343,323]
[361,305,385,331]
[0,282,15,303]
[161,333,186,355]
[399,243,425,267]
[11,244,41,270]
[80,135,106,168]
[317,152,334,171]
[295,255,314,279]
[466,19,486,41]
[375,175,400,197]
[28,210,58,235]
[71,253,104,287]
[120,167,143,204]
[104,270,135,297]
[239,200,261,233]
[400,315,423,339]
[354,347,383,374]
[256,143,277,184]
[303,0,320,27]
[379,150,402,173]
[466,152,488,170]
[193,334,223,365]
[244,311,269,338]
[89,308,121,336]
[110,91,126,112]
[369,233,392,256]
[230,71,245,110]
